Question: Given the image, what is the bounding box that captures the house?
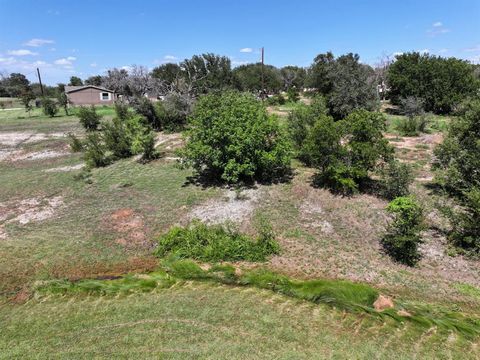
[65,85,117,106]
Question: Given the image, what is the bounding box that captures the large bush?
[302,110,393,194]
[387,52,479,114]
[181,91,291,183]
[381,196,424,266]
[78,105,102,131]
[433,100,480,254]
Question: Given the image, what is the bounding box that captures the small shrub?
[400,96,425,118]
[67,132,84,152]
[83,132,110,168]
[380,160,414,199]
[131,96,162,130]
[286,87,299,102]
[396,115,430,136]
[78,106,102,131]
[140,131,158,162]
[287,95,328,156]
[266,94,286,105]
[154,220,280,262]
[158,93,194,131]
[448,188,480,255]
[114,100,130,120]
[382,196,424,266]
[42,98,58,117]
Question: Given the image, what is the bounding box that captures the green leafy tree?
[233,63,283,93]
[307,53,378,119]
[181,91,292,183]
[151,63,182,86]
[180,53,233,94]
[5,73,30,97]
[387,52,479,114]
[69,76,83,86]
[381,196,424,266]
[280,66,306,90]
[20,90,35,115]
[380,160,414,200]
[57,92,70,115]
[84,75,103,86]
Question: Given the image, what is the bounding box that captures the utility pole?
[261,47,265,99]
[36,68,44,97]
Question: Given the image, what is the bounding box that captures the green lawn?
[1,283,478,359]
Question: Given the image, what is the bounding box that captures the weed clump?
[154,220,280,262]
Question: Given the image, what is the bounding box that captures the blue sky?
[1,0,479,84]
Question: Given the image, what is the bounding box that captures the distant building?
[65,85,117,106]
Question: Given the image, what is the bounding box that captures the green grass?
[384,113,451,135]
[4,283,478,359]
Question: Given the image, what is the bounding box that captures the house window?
[100,92,110,101]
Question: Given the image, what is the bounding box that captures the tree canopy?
[387,52,479,114]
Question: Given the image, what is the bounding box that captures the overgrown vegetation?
[41,98,58,117]
[301,109,393,194]
[154,220,279,262]
[382,196,424,266]
[379,160,413,200]
[78,105,102,131]
[434,100,480,254]
[387,52,479,114]
[180,91,291,183]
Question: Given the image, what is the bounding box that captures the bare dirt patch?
[0,132,65,147]
[44,163,85,173]
[188,188,262,225]
[0,196,65,239]
[105,208,150,248]
[155,132,184,150]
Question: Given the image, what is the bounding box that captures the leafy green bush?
[42,98,58,117]
[103,115,156,160]
[380,160,414,200]
[287,95,328,156]
[154,220,280,262]
[84,132,110,168]
[381,196,424,266]
[78,105,102,131]
[131,96,162,130]
[303,110,393,194]
[114,100,130,120]
[448,188,480,255]
[266,94,286,106]
[286,87,299,102]
[433,100,480,254]
[67,132,84,152]
[181,91,292,183]
[156,93,194,131]
[396,115,430,136]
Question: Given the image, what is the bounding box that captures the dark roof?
[65,85,114,94]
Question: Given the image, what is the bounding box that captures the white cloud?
[7,49,38,56]
[419,49,430,54]
[240,48,253,53]
[24,38,55,47]
[121,65,133,72]
[438,48,448,54]
[0,57,17,65]
[90,62,98,67]
[427,22,450,37]
[393,51,404,57]
[164,55,177,60]
[464,45,480,52]
[54,56,76,66]
[153,55,179,64]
